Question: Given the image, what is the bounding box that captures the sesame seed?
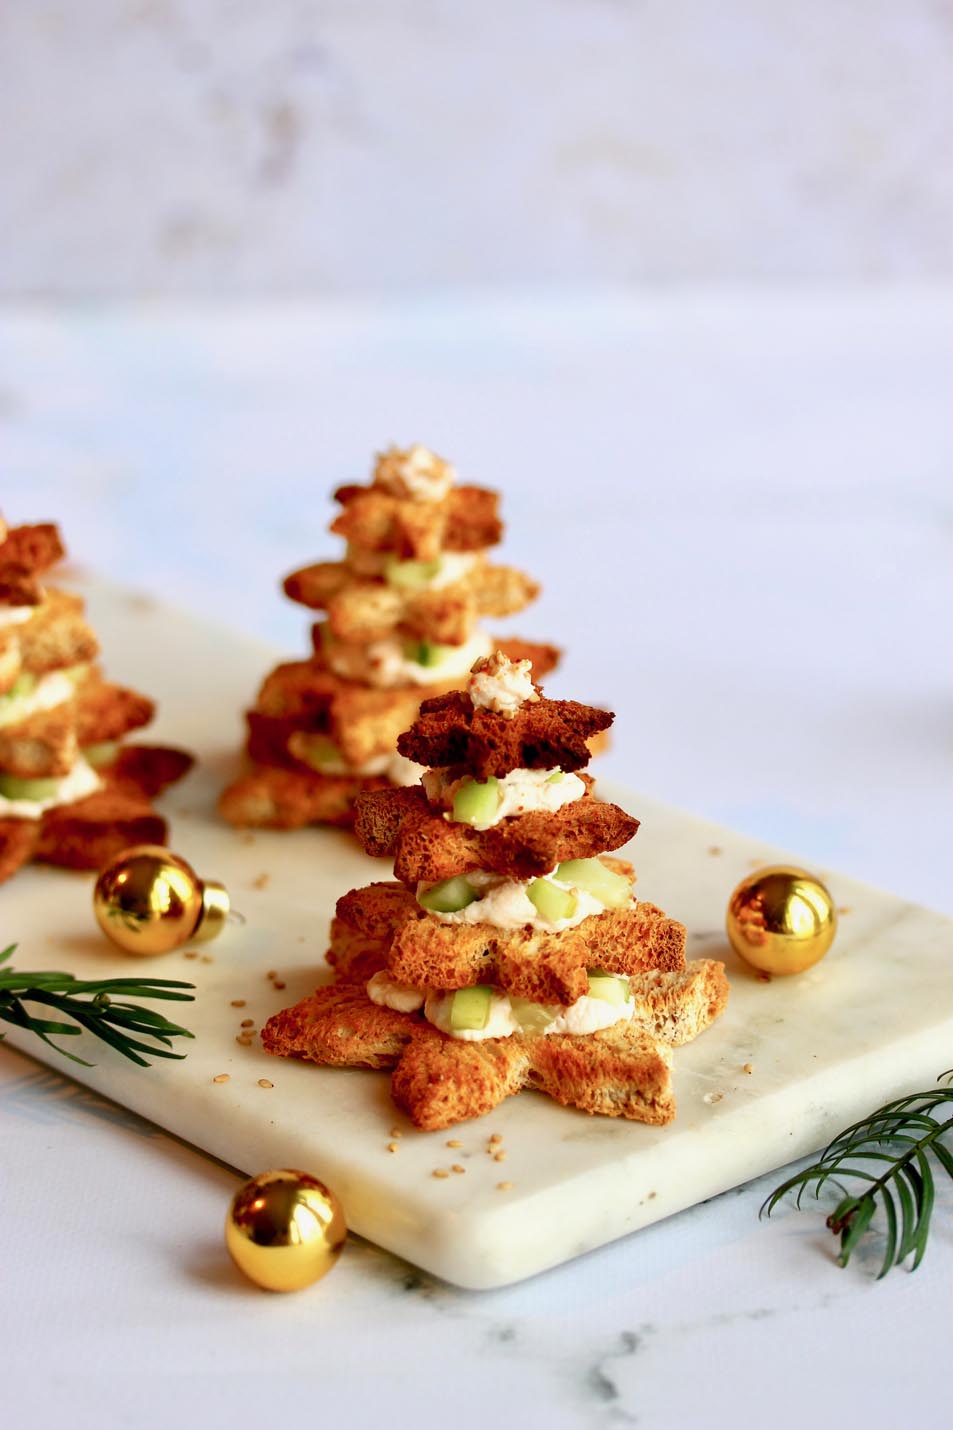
[257,1079,274,1089]
[496,1181,513,1192]
[488,1134,502,1146]
[240,1019,255,1028]
[266,970,277,979]
[230,999,246,1008]
[235,1035,252,1046]
[183,951,198,960]
[252,873,270,890]
[273,981,286,991]
[387,1142,399,1153]
[446,1139,462,1148]
[200,954,214,964]
[389,1127,402,1139]
[212,1074,230,1084]
[743,1063,754,1074]
[493,1150,507,1162]
[432,1168,449,1180]
[707,846,723,856]
[451,1164,465,1175]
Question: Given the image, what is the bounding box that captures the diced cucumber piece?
[546,770,565,784]
[82,740,119,769]
[403,639,449,669]
[586,970,632,1005]
[418,875,479,914]
[510,997,557,1034]
[385,556,442,590]
[527,878,578,923]
[0,772,62,801]
[452,776,501,827]
[296,735,343,772]
[449,985,492,1031]
[2,672,36,702]
[61,664,90,687]
[555,858,632,910]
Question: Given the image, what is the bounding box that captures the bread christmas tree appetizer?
[219,445,558,831]
[261,653,728,1130]
[0,517,193,882]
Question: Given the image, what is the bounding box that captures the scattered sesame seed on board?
[389,1127,402,1139]
[183,951,198,960]
[273,980,286,990]
[240,1018,254,1028]
[707,846,723,856]
[451,1165,465,1175]
[496,1181,513,1192]
[488,1133,502,1146]
[493,1150,507,1162]
[230,999,246,1008]
[257,1079,274,1089]
[266,970,277,980]
[743,1063,754,1074]
[252,873,270,890]
[200,955,214,964]
[236,1035,253,1046]
[212,1074,230,1084]
[386,1142,399,1154]
[432,1168,449,1180]
[756,971,772,983]
[838,906,853,915]
[446,1139,462,1148]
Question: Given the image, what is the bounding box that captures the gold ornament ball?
[93,844,230,955]
[727,865,837,976]
[225,1169,346,1292]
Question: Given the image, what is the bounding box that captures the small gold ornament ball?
[726,865,837,976]
[93,844,229,955]
[225,1169,346,1292]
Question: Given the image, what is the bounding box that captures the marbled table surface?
[1,290,951,1427]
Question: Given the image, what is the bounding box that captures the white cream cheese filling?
[0,756,101,820]
[0,670,75,729]
[468,651,538,718]
[0,605,37,629]
[419,867,622,933]
[373,444,455,502]
[422,765,586,829]
[327,628,492,689]
[369,983,635,1043]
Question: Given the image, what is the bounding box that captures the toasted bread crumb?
[257,1078,274,1089]
[213,1073,230,1084]
[266,970,277,979]
[273,980,286,990]
[756,971,772,983]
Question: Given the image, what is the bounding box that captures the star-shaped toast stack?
[0,517,193,882]
[219,445,559,831]
[262,653,728,1130]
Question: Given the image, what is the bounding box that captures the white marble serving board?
[4,584,953,1289]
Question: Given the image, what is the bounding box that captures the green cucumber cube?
[296,735,343,772]
[449,985,493,1031]
[451,776,501,827]
[555,858,632,909]
[510,997,557,1033]
[418,875,479,914]
[546,770,565,784]
[586,971,632,1005]
[0,772,62,801]
[527,878,578,923]
[385,556,442,590]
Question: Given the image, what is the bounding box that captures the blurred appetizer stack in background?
[219,445,559,832]
[261,653,728,1129]
[0,517,192,881]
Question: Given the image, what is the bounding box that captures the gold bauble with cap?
[225,1169,346,1292]
[93,844,230,955]
[727,865,837,976]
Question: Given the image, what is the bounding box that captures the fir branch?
[0,943,195,1068]
[762,1072,953,1277]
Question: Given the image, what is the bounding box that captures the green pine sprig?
[0,943,195,1068]
[762,1072,953,1277]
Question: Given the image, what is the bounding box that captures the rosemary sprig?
[762,1072,953,1277]
[0,943,195,1068]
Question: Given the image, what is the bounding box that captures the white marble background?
[2,0,952,295]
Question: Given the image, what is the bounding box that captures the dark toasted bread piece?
[331,484,502,561]
[398,690,609,779]
[0,523,65,578]
[354,781,638,882]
